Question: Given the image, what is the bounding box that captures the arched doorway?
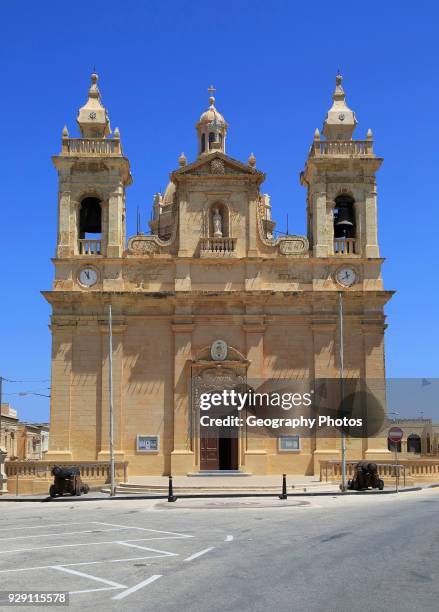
[192,364,246,471]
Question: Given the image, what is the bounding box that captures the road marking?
[95,522,193,538]
[0,527,133,542]
[70,587,122,595]
[225,535,234,542]
[0,522,99,532]
[116,542,178,555]
[0,554,178,574]
[52,565,126,589]
[183,547,215,562]
[112,575,162,600]
[0,536,190,555]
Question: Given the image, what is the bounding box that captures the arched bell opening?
[333,194,356,240]
[78,196,102,255]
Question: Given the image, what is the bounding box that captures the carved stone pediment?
[127,234,158,255]
[278,236,309,256]
[172,152,265,182]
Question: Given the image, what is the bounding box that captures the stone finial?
[322,73,357,140]
[314,128,320,141]
[62,125,69,138]
[179,152,187,166]
[248,152,256,167]
[76,71,111,138]
[366,128,373,140]
[113,127,120,139]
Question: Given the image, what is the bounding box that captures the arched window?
[201,133,206,153]
[407,434,421,454]
[208,132,216,149]
[333,194,355,239]
[79,197,102,239]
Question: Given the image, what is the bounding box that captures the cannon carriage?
[347,461,384,491]
[49,466,90,497]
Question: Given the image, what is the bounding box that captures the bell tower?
[301,74,381,258]
[53,73,132,259]
[195,86,228,156]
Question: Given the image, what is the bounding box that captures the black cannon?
[49,466,90,497]
[347,461,384,491]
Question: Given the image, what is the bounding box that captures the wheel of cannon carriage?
[49,485,57,498]
[83,484,90,494]
[378,479,384,491]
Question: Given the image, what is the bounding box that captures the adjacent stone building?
[44,73,393,475]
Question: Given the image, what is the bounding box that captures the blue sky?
[1,0,438,422]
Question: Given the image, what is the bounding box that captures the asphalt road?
[0,489,438,612]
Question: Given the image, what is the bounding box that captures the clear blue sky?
[1,0,438,422]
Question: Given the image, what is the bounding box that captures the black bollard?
[167,475,177,502]
[279,473,288,500]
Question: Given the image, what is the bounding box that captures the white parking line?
[183,547,215,562]
[0,536,191,555]
[0,527,133,542]
[0,522,97,532]
[225,535,234,542]
[95,523,194,538]
[116,542,178,555]
[112,575,162,600]
[53,566,126,589]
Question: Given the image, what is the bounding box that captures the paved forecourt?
[0,516,220,604]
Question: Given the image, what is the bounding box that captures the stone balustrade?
[320,459,439,485]
[78,239,101,255]
[334,237,357,255]
[310,140,374,157]
[200,237,237,257]
[5,460,128,495]
[61,138,122,156]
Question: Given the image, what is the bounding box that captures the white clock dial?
[335,267,357,287]
[78,267,98,287]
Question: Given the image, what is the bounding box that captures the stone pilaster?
[171,322,195,474]
[243,318,267,472]
[312,320,340,471]
[312,187,329,257]
[45,322,74,460]
[98,321,126,461]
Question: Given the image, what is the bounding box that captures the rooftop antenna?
[136,206,141,234]
[286,213,289,236]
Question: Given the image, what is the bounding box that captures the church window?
[201,133,206,153]
[208,131,216,149]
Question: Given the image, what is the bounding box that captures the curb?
[0,486,423,502]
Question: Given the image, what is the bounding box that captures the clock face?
[335,267,357,287]
[78,267,98,287]
[338,113,345,121]
[89,111,97,120]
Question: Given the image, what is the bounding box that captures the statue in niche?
[212,208,223,237]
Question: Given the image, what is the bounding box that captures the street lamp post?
[108,305,116,497]
[339,292,347,492]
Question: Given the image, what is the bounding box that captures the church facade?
[44,74,393,475]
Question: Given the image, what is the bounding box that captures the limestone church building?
[44,73,393,475]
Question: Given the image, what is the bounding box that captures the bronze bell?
[334,202,355,238]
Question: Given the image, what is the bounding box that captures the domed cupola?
[196,86,228,156]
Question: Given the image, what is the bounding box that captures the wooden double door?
[200,433,238,471]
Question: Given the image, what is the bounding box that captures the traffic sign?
[388,426,403,443]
